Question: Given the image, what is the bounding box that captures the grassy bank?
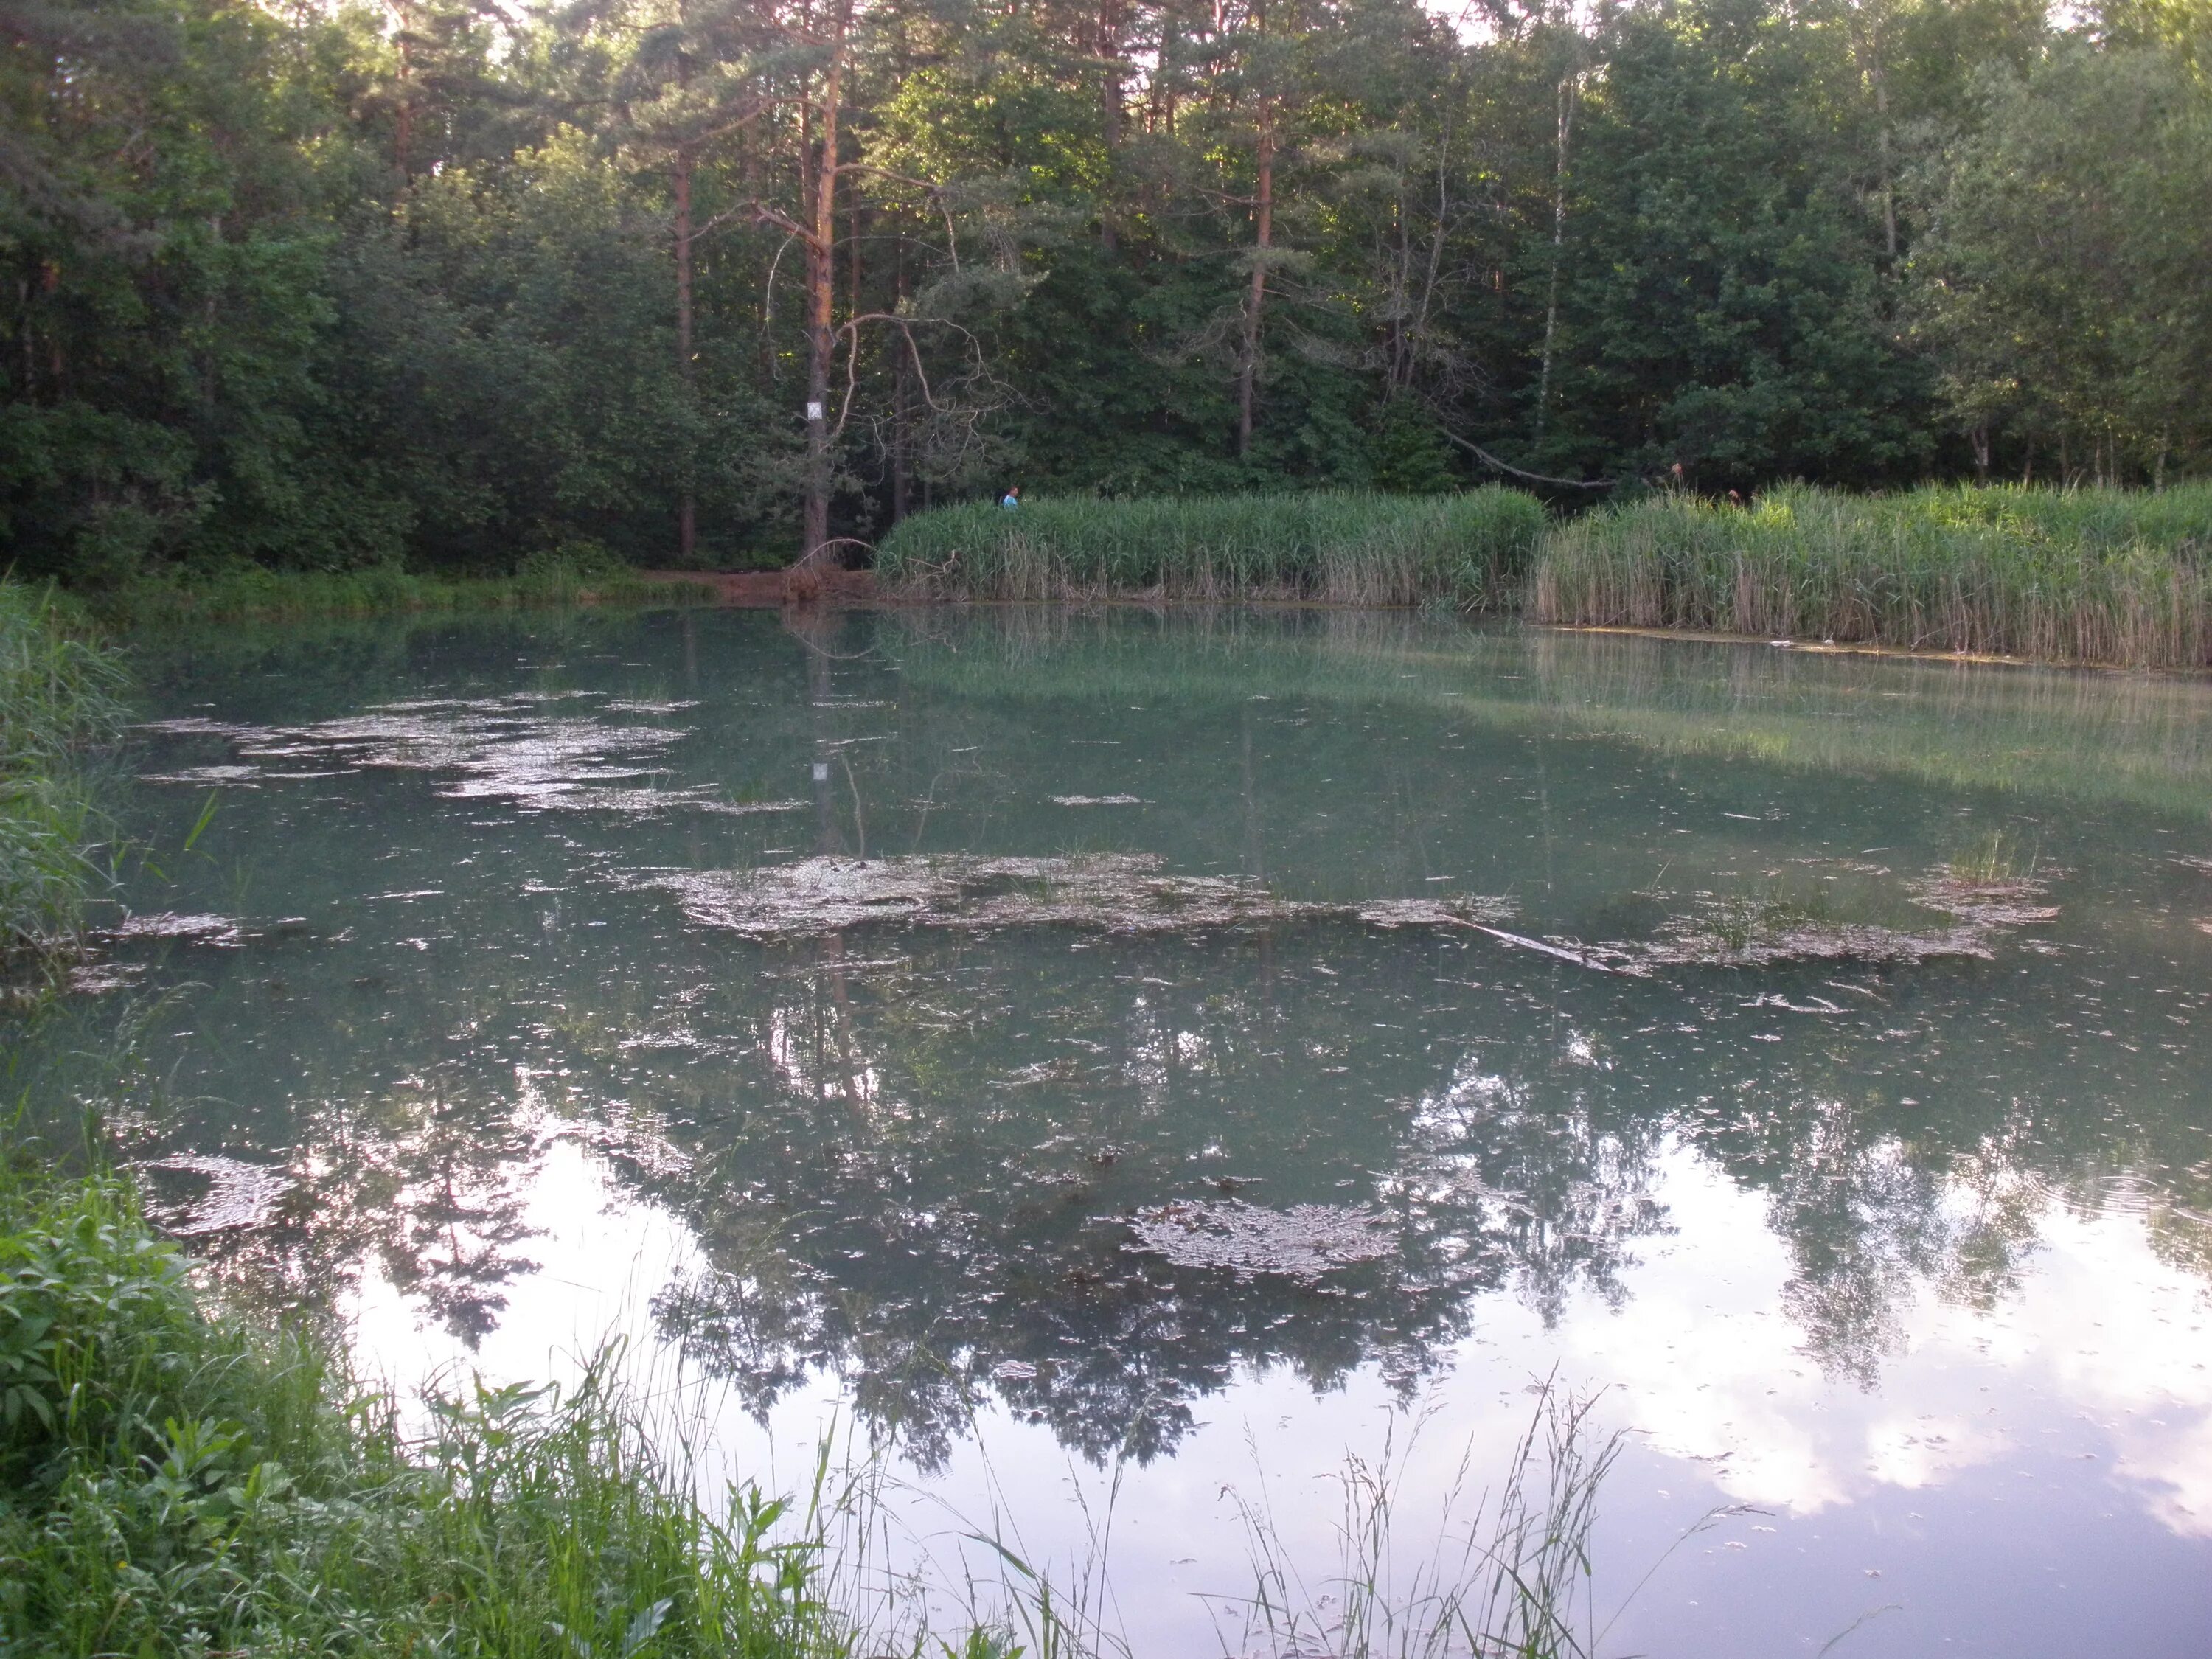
[86,557,719,629]
[0,1160,933,1659]
[1530,483,2212,668]
[0,585,125,966]
[875,490,1547,608]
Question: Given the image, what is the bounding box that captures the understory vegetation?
[875,491,1545,606]
[1528,483,2212,667]
[0,588,125,967]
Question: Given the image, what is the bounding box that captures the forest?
[4,0,2209,578]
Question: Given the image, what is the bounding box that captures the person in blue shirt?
[1000,486,1021,509]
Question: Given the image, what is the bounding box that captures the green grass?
[1529,482,2212,668]
[0,1158,952,1659]
[0,585,126,965]
[874,491,1548,609]
[86,555,718,629]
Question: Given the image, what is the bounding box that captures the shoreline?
[62,565,2212,676]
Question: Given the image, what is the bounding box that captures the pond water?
[21,605,2212,1655]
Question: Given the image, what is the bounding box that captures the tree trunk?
[1237,106,1273,459]
[1099,0,1123,252]
[1534,71,1576,444]
[891,249,912,523]
[802,0,851,561]
[394,0,414,178]
[675,145,697,563]
[1866,21,1897,259]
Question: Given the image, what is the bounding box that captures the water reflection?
[13,603,2212,1645]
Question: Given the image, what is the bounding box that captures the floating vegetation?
[1908,872,2062,930]
[139,1153,291,1234]
[1633,914,1995,970]
[637,853,1517,940]
[136,763,275,787]
[106,911,250,947]
[64,959,145,995]
[1126,1199,1396,1280]
[136,695,793,818]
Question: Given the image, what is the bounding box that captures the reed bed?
[876,490,1547,608]
[1530,483,2212,669]
[0,585,126,962]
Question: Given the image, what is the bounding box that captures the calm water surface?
[23,605,2212,1656]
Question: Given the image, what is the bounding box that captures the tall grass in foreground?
[1530,482,2212,668]
[0,585,125,963]
[1225,1388,1633,1659]
[876,492,1547,608]
[0,1161,902,1659]
[89,554,718,628]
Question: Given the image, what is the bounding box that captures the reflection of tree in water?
[152,1071,551,1349]
[1397,1056,1672,1327]
[636,925,1676,1470]
[367,1085,546,1345]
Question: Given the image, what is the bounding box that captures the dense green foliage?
[4,0,2207,582]
[0,587,124,962]
[1530,482,2212,665]
[0,1162,908,1658]
[877,489,1545,604]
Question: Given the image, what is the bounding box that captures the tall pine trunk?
[1237,107,1273,459]
[891,250,912,523]
[675,145,697,563]
[1534,71,1576,444]
[1099,0,1123,252]
[802,0,851,562]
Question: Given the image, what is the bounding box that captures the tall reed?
[1225,1385,1625,1659]
[877,491,1548,609]
[0,584,126,961]
[1530,482,2212,669]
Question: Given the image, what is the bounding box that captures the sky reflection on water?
[18,605,2212,1656]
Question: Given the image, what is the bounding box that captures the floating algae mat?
[16,605,2212,1658]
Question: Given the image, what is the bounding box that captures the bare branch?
[1439,427,1615,490]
